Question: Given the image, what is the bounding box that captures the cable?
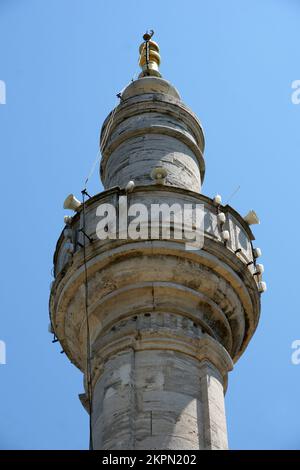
[84,149,101,187]
[225,185,241,205]
[84,79,134,189]
[83,98,119,188]
[100,104,118,154]
[81,189,94,450]
[83,109,116,188]
[79,82,136,447]
[142,29,154,76]
[146,40,150,73]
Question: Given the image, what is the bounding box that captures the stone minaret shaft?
[50,34,261,450]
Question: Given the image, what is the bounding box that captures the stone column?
[90,313,232,450]
[200,361,229,449]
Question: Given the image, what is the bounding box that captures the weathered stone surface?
[100,77,205,192]
[50,75,261,450]
[91,346,231,450]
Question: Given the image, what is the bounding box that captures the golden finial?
[138,30,161,78]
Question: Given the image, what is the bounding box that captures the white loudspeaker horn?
[213,194,222,206]
[217,212,226,224]
[151,166,167,183]
[221,230,230,241]
[258,281,267,293]
[63,194,81,211]
[64,215,73,225]
[255,263,264,275]
[243,210,260,225]
[125,180,135,193]
[253,247,262,258]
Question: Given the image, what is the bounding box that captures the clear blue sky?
[0,0,299,450]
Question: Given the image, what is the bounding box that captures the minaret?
[50,33,264,450]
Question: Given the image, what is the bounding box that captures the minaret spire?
[138,30,161,78]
